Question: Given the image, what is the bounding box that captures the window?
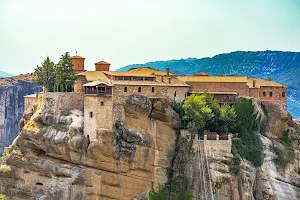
[145,77,155,81]
[124,77,131,81]
[98,87,105,94]
[100,102,104,106]
[269,92,273,97]
[282,92,286,97]
[174,91,177,98]
[124,87,127,92]
[152,87,155,93]
[138,87,142,92]
[115,76,123,80]
[89,112,93,118]
[133,77,144,81]
[263,92,266,97]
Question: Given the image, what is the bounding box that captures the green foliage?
[143,183,192,200]
[218,104,237,133]
[33,56,56,92]
[229,156,241,175]
[55,52,78,92]
[173,102,188,128]
[0,194,6,200]
[148,184,168,200]
[180,93,236,134]
[232,98,264,167]
[273,131,295,169]
[182,94,214,133]
[281,131,295,160]
[173,189,192,200]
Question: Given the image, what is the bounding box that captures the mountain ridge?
[0,71,13,78]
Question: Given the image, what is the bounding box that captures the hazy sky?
[1,0,300,74]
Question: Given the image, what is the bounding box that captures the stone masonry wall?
[258,86,287,105]
[84,95,113,141]
[24,95,38,113]
[113,85,188,105]
[187,82,249,97]
[41,92,84,115]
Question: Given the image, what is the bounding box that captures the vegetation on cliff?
[174,92,237,134]
[231,98,264,167]
[33,52,78,92]
[273,131,295,169]
[142,184,192,200]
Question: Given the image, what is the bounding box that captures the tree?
[219,104,236,133]
[182,94,214,134]
[55,52,78,92]
[33,56,56,92]
[232,98,264,167]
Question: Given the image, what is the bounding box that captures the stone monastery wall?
[40,92,84,115]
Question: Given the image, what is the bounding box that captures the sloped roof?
[247,78,285,87]
[95,60,111,65]
[177,76,248,83]
[103,71,155,77]
[71,55,85,59]
[84,71,110,83]
[83,80,113,87]
[127,67,175,76]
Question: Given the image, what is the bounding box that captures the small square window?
[100,102,104,106]
[124,87,127,92]
[138,87,142,92]
[282,92,285,97]
[269,92,273,97]
[263,92,266,97]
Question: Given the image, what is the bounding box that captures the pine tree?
[55,52,78,92]
[33,56,56,92]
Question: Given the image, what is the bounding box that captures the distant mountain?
[117,51,300,119]
[0,71,13,78]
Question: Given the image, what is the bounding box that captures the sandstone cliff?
[0,93,300,200]
[0,76,41,154]
[0,93,180,199]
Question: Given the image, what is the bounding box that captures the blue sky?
[0,0,300,74]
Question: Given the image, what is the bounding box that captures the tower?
[71,55,86,72]
[95,60,111,71]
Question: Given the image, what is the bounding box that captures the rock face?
[0,78,41,154]
[0,93,179,200]
[1,92,300,200]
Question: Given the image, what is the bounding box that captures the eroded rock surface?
[0,94,179,200]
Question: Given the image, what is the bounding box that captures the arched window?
[124,87,127,92]
[138,87,142,92]
[282,92,286,97]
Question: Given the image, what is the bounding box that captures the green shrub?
[229,156,241,175]
[173,189,192,200]
[0,194,6,200]
[232,98,264,167]
[273,131,295,169]
[148,184,168,200]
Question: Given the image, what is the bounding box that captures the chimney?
[168,77,171,84]
[268,76,272,81]
[166,68,170,77]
